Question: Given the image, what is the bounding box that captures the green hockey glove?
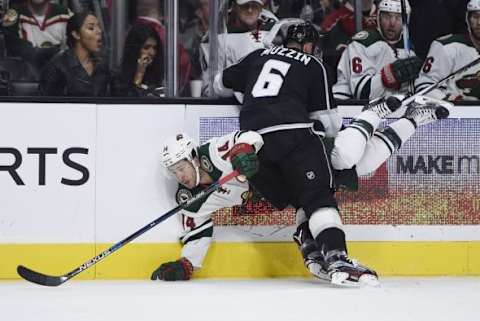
[230,143,259,179]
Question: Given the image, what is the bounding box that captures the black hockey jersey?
[218,46,337,134]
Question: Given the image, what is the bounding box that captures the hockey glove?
[230,143,259,179]
[150,258,193,281]
[381,56,423,89]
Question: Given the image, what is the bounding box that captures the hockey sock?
[348,110,383,139]
[355,118,415,175]
[315,227,347,253]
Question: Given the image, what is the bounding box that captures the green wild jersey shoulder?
[351,29,410,50]
[435,33,473,48]
[174,131,239,213]
[350,29,384,47]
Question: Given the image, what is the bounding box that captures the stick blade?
[17,265,67,287]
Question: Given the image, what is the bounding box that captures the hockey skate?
[404,96,451,127]
[362,95,403,118]
[322,250,379,287]
[293,229,330,281]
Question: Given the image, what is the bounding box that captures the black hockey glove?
[381,56,423,89]
[230,143,259,179]
[150,258,193,281]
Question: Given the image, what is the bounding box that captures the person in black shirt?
[111,23,164,97]
[39,11,109,97]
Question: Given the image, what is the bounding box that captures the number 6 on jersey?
[251,60,291,97]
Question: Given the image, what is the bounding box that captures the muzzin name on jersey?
[260,46,312,66]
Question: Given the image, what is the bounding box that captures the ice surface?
[0,277,478,321]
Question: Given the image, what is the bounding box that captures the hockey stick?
[401,56,480,106]
[17,170,240,287]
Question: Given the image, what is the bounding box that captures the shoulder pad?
[2,9,18,27]
[198,142,223,181]
[351,29,383,47]
[176,184,208,213]
[436,33,473,47]
[176,186,193,205]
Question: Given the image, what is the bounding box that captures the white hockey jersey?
[199,12,293,96]
[415,34,480,100]
[3,4,73,48]
[334,29,417,100]
[174,131,263,269]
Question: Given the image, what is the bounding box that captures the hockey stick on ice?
[17,170,240,287]
[401,56,480,106]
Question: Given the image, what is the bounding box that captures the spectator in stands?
[333,0,422,100]
[271,0,337,26]
[409,0,468,60]
[111,23,164,97]
[135,0,192,96]
[2,0,73,72]
[180,0,209,79]
[199,0,278,96]
[321,0,377,74]
[39,11,109,96]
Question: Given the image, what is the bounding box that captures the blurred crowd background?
[0,0,473,101]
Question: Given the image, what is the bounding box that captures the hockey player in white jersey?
[150,130,263,281]
[333,0,423,100]
[150,97,451,285]
[200,0,305,96]
[415,0,480,100]
[295,94,451,284]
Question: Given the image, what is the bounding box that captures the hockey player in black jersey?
[213,21,452,286]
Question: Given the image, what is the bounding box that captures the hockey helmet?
[160,132,201,186]
[468,0,480,11]
[160,133,198,168]
[377,0,410,42]
[377,0,410,15]
[467,0,480,36]
[285,21,319,45]
[284,21,324,57]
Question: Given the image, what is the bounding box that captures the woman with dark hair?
[39,11,110,97]
[111,23,164,97]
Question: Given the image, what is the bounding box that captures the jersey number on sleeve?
[352,57,362,73]
[251,60,291,97]
[422,57,434,73]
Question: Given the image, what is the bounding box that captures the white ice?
[0,278,478,321]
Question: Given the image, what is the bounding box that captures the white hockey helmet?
[160,132,198,168]
[467,0,480,36]
[468,0,480,11]
[377,0,410,42]
[160,132,201,186]
[377,0,410,15]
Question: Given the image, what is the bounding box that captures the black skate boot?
[293,223,329,281]
[403,95,451,128]
[362,95,403,118]
[322,249,379,287]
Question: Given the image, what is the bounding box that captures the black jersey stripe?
[354,74,371,99]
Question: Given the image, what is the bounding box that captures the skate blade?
[359,274,380,287]
[330,272,380,287]
[330,272,349,286]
